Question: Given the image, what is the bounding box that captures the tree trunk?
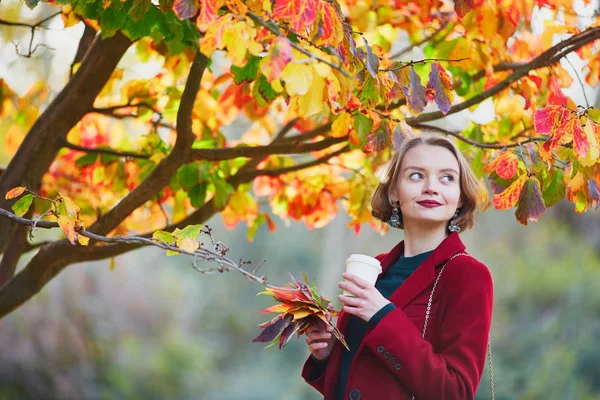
[0,31,131,280]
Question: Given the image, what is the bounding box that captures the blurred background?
[2,1,600,399]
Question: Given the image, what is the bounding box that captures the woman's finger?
[338,294,362,306]
[306,331,332,343]
[338,280,364,297]
[341,272,369,289]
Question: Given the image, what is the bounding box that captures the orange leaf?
[5,186,26,200]
[273,0,317,33]
[493,175,528,210]
[259,303,291,313]
[515,177,546,225]
[485,151,518,180]
[260,37,293,83]
[78,235,90,246]
[58,215,78,245]
[196,0,222,32]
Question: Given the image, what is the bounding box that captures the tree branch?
[86,50,208,237]
[412,123,546,149]
[232,144,351,180]
[62,139,150,159]
[90,103,176,130]
[405,26,600,124]
[190,136,347,161]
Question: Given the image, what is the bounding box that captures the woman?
[302,134,494,400]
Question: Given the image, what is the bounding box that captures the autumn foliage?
[0,0,600,317]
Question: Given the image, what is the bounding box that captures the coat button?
[395,363,402,370]
[349,388,361,400]
[389,357,396,364]
[377,345,384,353]
[383,351,390,359]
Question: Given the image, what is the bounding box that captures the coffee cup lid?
[345,254,382,272]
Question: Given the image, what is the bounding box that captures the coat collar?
[378,231,466,309]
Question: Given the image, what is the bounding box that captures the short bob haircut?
[371,134,485,232]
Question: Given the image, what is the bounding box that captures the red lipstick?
[417,200,442,208]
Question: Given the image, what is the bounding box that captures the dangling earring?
[389,202,401,228]
[448,209,461,233]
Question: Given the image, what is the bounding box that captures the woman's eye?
[409,172,423,180]
[441,175,455,182]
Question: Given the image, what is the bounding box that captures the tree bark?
[0,31,132,260]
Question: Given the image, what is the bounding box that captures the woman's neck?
[402,223,449,257]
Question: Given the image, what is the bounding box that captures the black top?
[309,250,433,399]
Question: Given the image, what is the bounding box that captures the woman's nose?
[423,180,438,194]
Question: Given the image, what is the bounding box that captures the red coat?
[301,232,494,400]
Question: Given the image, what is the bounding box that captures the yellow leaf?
[5,186,26,200]
[580,122,600,167]
[178,237,199,253]
[150,152,167,164]
[58,215,77,245]
[78,235,90,246]
[331,112,353,138]
[109,257,116,271]
[281,62,313,96]
[297,72,326,117]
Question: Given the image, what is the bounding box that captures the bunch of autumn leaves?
[253,274,348,350]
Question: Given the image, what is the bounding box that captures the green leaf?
[189,184,207,207]
[357,74,378,110]
[128,0,151,22]
[153,230,176,244]
[125,5,161,40]
[353,113,373,137]
[254,74,279,106]
[173,224,203,240]
[101,6,127,32]
[177,164,198,190]
[192,139,216,149]
[470,148,484,179]
[231,56,260,85]
[76,153,98,168]
[12,194,34,217]
[542,169,565,207]
[213,175,234,209]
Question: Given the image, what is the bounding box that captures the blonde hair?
[371,134,485,232]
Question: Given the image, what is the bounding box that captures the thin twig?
[380,57,470,72]
[0,207,281,289]
[564,56,590,108]
[246,12,352,79]
[1,12,61,58]
[411,123,547,149]
[390,19,451,60]
[62,140,150,159]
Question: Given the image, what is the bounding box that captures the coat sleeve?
[300,354,329,395]
[362,258,494,400]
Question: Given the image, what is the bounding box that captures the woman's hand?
[338,272,391,322]
[305,323,336,361]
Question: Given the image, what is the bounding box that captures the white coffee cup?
[343,254,382,297]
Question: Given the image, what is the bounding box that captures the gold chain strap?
[411,253,495,400]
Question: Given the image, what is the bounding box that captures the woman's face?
[390,144,463,230]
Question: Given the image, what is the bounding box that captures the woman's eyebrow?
[403,166,459,175]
